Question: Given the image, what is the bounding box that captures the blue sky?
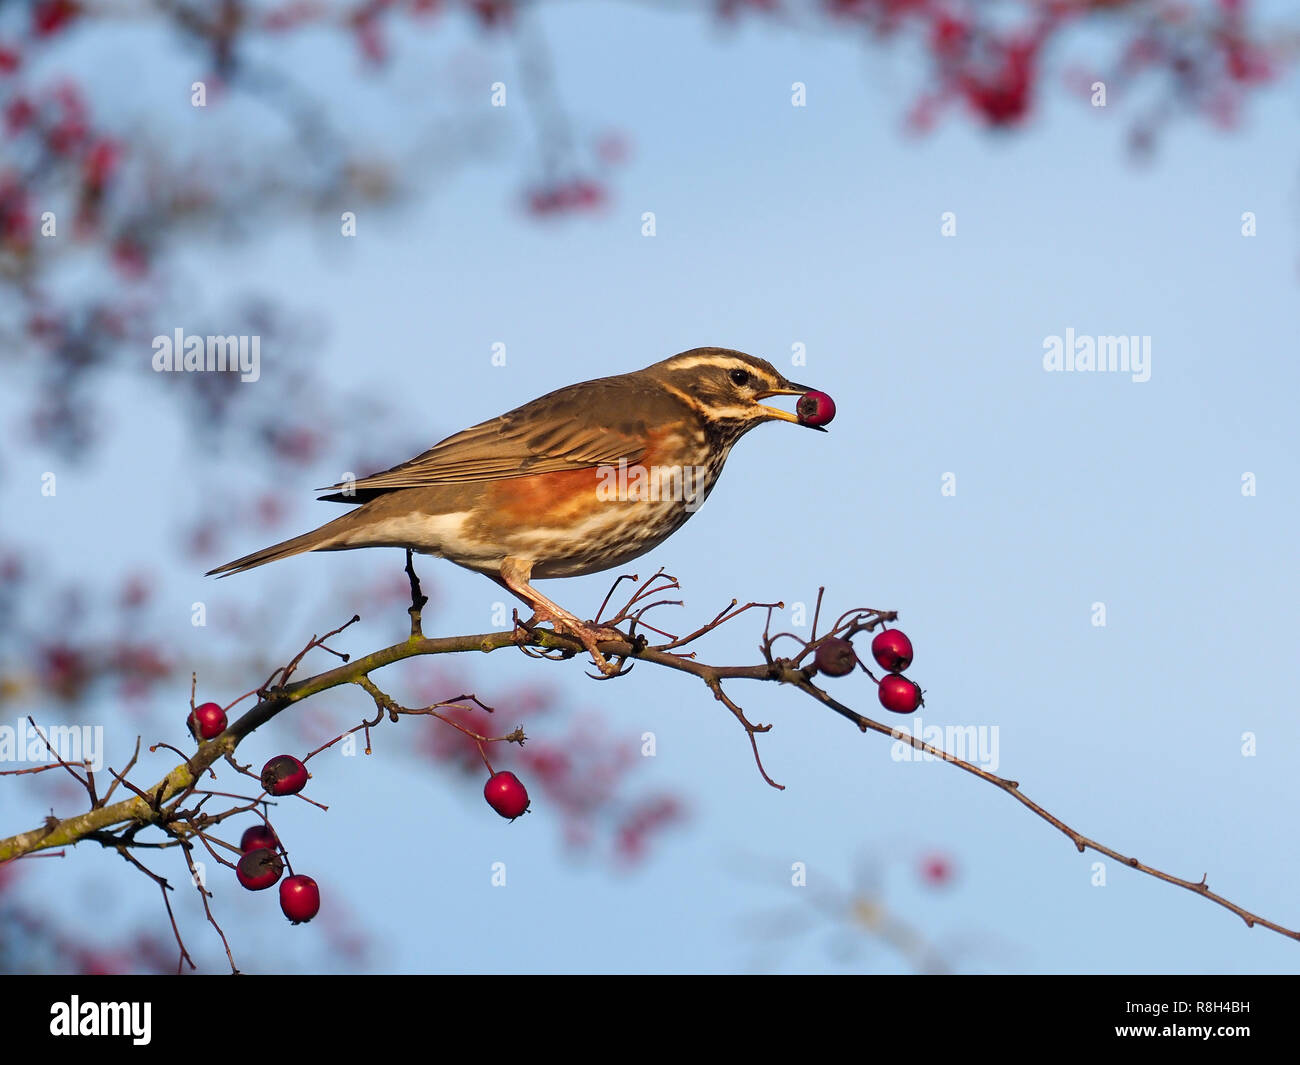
[6,3,1300,972]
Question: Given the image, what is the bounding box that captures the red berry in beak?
[796,390,836,427]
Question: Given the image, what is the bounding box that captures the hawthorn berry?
[920,852,954,886]
[484,771,530,820]
[279,875,321,924]
[870,629,914,673]
[261,755,309,796]
[239,824,279,854]
[813,636,857,677]
[187,701,227,740]
[236,847,283,891]
[878,675,923,714]
[796,390,836,428]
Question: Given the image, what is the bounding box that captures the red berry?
[187,701,227,740]
[32,0,80,38]
[83,138,119,189]
[110,236,149,277]
[813,636,857,677]
[527,187,561,215]
[239,824,279,854]
[261,755,309,796]
[4,95,34,132]
[595,132,629,165]
[484,771,529,820]
[920,852,953,886]
[870,629,914,673]
[236,848,283,891]
[929,13,969,59]
[878,675,923,714]
[279,875,320,924]
[567,178,606,209]
[470,0,512,29]
[796,390,836,428]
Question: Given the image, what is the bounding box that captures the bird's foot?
[573,620,631,677]
[522,608,627,676]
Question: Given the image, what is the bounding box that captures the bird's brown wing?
[318,376,666,500]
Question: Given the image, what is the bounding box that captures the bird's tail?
[205,510,368,577]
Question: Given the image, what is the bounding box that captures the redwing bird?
[208,347,829,672]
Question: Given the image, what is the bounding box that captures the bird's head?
[645,348,827,438]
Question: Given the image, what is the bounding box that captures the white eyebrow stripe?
[662,355,759,372]
[660,356,783,390]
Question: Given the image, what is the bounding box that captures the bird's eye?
[729,368,751,387]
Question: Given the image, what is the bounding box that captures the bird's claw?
[510,608,630,676]
[563,620,627,676]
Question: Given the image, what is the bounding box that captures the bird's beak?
[755,382,824,429]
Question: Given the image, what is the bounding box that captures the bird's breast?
[463,424,727,577]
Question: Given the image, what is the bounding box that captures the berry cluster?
[234,821,319,925]
[188,697,533,927]
[811,627,924,715]
[186,701,320,923]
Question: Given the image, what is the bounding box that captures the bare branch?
[2,580,1294,947]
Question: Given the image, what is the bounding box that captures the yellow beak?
[755,383,821,428]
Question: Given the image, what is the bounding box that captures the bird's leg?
[499,558,625,676]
